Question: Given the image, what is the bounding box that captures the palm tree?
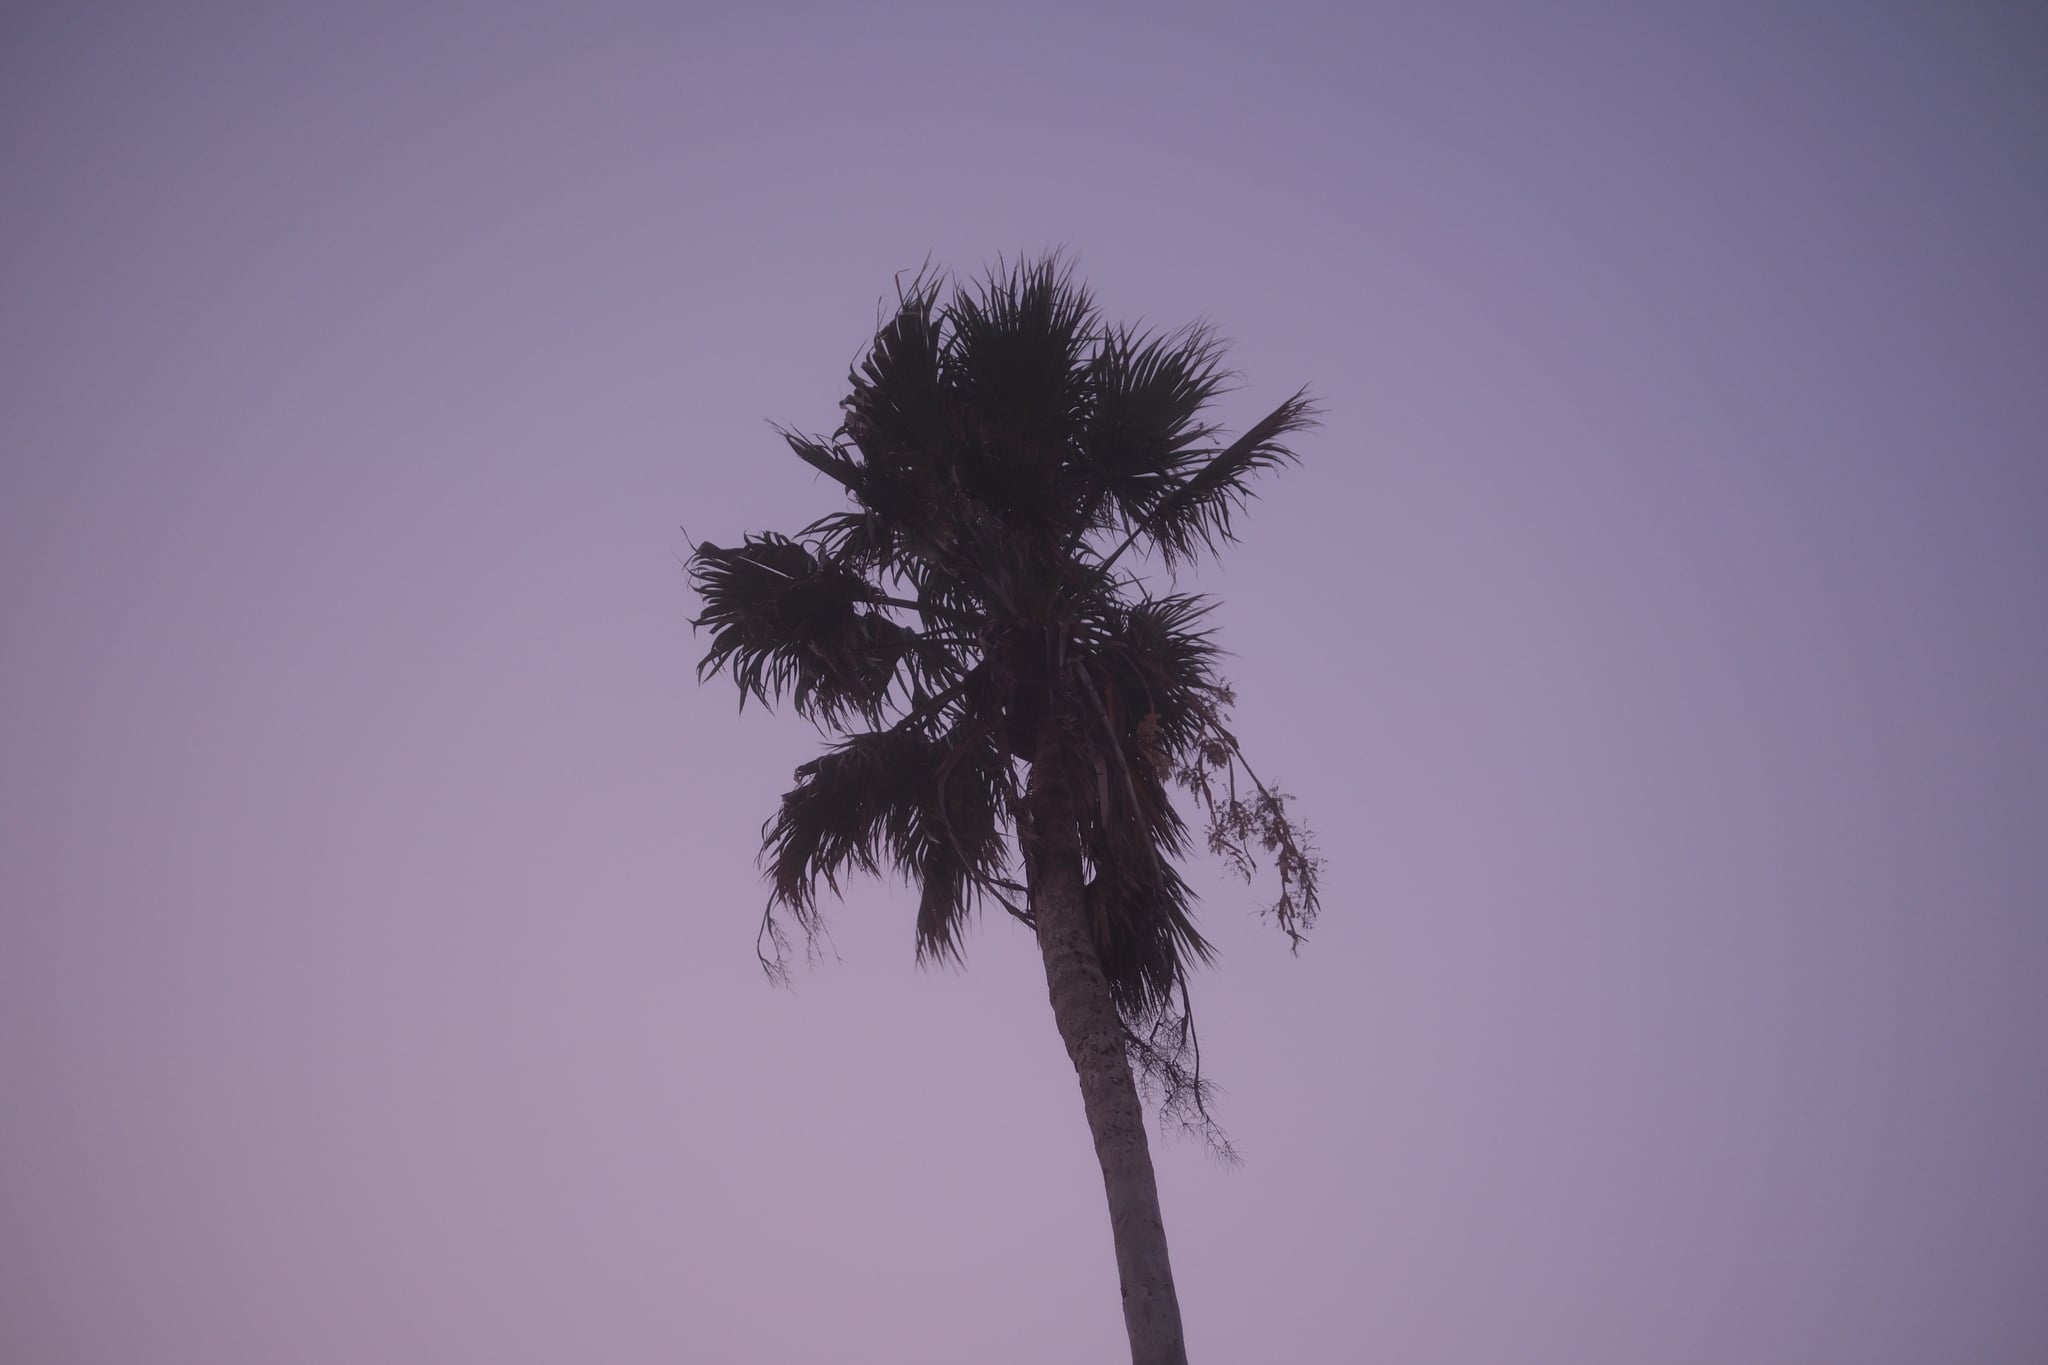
[688,255,1322,1365]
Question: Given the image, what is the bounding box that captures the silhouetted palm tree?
[689,256,1321,1365]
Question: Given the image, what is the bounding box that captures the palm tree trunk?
[1023,772,1189,1365]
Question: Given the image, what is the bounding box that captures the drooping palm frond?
[1084,593,1226,757]
[762,727,931,920]
[912,720,1016,961]
[760,721,1016,963]
[1080,745,1211,1024]
[1006,651,1212,1030]
[1088,867,1210,1022]
[690,532,935,724]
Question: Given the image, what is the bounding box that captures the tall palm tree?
[688,256,1321,1365]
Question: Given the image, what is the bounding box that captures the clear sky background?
[4,3,2045,1361]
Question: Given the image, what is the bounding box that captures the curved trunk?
[1023,769,1189,1365]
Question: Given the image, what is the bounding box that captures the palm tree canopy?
[690,256,1321,1064]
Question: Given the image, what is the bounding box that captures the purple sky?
[5,3,2045,1361]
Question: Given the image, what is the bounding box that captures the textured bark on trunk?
[1023,771,1189,1365]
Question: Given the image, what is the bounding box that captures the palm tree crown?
[689,255,1321,1127]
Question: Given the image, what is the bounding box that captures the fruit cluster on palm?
[688,256,1320,1365]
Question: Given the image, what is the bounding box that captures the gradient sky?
[4,3,2045,1362]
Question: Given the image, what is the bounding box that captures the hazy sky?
[4,3,2045,1361]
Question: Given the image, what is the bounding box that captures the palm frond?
[763,728,933,923]
[840,279,949,478]
[779,428,864,494]
[1088,866,1213,1022]
[759,722,1015,963]
[1086,594,1226,757]
[689,533,939,724]
[1125,388,1320,568]
[912,723,1015,962]
[1028,661,1214,1022]
[943,253,1098,458]
[1078,323,1232,531]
